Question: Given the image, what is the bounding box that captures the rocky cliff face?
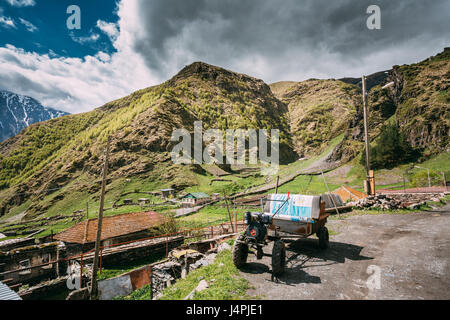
[0,90,69,142]
[330,48,450,162]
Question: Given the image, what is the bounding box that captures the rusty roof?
[54,211,166,244]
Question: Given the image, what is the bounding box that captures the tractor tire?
[271,240,286,276]
[317,226,329,250]
[232,235,249,268]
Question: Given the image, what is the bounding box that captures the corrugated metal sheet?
[0,281,22,300]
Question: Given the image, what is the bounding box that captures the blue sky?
[0,0,118,57]
[0,0,448,114]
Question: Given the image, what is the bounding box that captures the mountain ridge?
[0,49,448,221]
[0,90,69,142]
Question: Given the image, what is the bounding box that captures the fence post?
[165,236,169,258]
[80,253,83,288]
[100,248,103,274]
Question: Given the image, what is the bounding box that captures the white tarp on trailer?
[264,194,322,223]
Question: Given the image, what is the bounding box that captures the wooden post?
[362,76,373,196]
[80,254,84,288]
[90,136,110,300]
[275,176,280,194]
[86,202,89,220]
[321,171,340,217]
[442,172,448,191]
[165,236,168,258]
[223,189,234,233]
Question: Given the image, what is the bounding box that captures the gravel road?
[240,203,450,300]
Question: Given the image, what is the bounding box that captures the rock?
[183,280,209,300]
[217,242,231,252]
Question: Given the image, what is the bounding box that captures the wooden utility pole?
[90,136,111,300]
[362,76,374,196]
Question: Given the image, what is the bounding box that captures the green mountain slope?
[0,62,296,220]
[270,79,360,157]
[0,49,448,225]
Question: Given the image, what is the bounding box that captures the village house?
[0,241,66,288]
[53,211,167,256]
[181,192,211,208]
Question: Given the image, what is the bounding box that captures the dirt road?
[241,204,450,300]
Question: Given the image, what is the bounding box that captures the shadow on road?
[266,238,373,286]
[240,262,270,274]
[286,238,373,264]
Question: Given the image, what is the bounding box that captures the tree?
[360,123,420,169]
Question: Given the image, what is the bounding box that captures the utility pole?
[362,76,374,196]
[90,136,111,300]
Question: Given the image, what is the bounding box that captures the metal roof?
[0,281,22,300]
[183,192,210,199]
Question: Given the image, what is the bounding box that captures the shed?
[181,192,211,207]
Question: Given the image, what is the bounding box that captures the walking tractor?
[232,193,330,276]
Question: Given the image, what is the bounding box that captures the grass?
[160,247,250,300]
[177,202,251,230]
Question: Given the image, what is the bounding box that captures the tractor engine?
[244,211,272,243]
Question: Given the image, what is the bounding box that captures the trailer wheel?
[272,240,286,276]
[232,235,248,268]
[317,227,329,249]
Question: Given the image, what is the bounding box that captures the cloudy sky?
[0,0,449,114]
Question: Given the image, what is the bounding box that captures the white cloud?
[1,0,448,115]
[5,0,35,7]
[70,32,100,45]
[0,0,158,114]
[19,17,37,32]
[0,16,16,29]
[96,20,119,42]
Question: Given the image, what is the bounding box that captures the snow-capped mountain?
[0,90,70,142]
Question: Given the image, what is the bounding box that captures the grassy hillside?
[270,79,360,157]
[0,50,448,234]
[0,62,296,222]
